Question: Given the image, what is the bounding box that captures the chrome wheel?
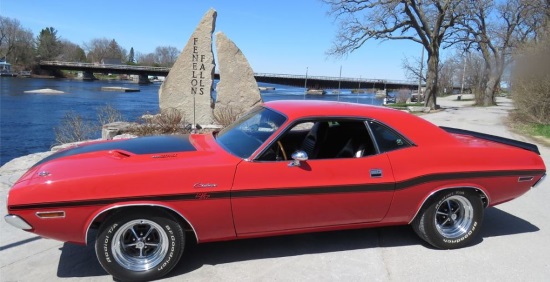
[434,195,473,238]
[111,219,169,272]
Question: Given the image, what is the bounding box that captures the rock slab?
[214,32,262,116]
[159,8,217,125]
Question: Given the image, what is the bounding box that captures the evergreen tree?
[128,47,135,64]
[36,27,60,61]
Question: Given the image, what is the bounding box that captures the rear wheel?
[95,209,184,281]
[412,190,483,249]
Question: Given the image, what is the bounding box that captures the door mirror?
[289,150,308,167]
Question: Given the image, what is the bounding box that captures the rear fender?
[408,186,489,224]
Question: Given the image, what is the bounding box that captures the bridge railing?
[254,73,416,85]
[40,61,171,72]
[41,61,418,86]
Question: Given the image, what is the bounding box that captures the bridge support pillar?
[138,74,151,84]
[82,71,97,81]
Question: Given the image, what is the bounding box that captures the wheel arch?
[408,186,489,225]
[85,203,198,245]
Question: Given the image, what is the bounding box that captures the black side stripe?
[395,170,545,190]
[9,169,545,211]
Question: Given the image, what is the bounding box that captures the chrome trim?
[408,186,490,225]
[85,203,199,245]
[518,176,534,182]
[533,174,546,188]
[36,211,66,219]
[5,214,33,230]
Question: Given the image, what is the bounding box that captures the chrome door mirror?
[289,150,308,167]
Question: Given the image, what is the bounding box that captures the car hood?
[33,135,196,168]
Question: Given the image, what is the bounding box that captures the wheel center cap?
[451,214,458,221]
[136,241,145,248]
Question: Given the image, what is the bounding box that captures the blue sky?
[2,0,424,81]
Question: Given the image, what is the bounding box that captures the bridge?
[40,61,419,90]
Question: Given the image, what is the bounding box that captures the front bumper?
[4,215,33,230]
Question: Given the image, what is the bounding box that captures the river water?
[0,77,385,165]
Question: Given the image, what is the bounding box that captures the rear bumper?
[533,174,546,188]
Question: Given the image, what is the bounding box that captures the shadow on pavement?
[55,207,537,279]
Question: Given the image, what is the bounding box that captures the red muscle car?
[5,100,546,281]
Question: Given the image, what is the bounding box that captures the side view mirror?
[289,150,308,167]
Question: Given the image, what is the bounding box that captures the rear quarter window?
[368,121,411,153]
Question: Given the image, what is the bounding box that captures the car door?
[230,119,396,235]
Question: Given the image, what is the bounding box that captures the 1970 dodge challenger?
[5,100,546,281]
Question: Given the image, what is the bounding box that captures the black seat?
[301,122,329,159]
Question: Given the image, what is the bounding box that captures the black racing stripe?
[33,135,196,168]
[232,183,395,198]
[9,191,231,211]
[9,169,545,211]
[395,170,546,190]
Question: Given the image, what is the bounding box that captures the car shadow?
[56,207,539,278]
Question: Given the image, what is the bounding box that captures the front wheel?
[95,209,185,281]
[412,190,483,249]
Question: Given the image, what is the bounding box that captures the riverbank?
[1,95,549,281]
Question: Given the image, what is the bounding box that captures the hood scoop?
[109,150,132,159]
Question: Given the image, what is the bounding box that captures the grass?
[384,102,423,109]
[509,118,550,147]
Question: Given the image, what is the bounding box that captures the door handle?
[370,169,383,178]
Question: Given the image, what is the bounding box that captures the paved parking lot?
[1,96,549,281]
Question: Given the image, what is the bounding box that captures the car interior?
[258,119,379,161]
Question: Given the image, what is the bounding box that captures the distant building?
[101,58,123,65]
[0,60,12,74]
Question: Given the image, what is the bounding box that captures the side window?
[257,119,377,161]
[368,121,411,153]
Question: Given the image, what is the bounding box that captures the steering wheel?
[277,141,287,161]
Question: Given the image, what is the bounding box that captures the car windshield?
[216,106,287,158]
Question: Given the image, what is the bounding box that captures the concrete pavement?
[1,95,548,281]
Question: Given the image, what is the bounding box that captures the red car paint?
[5,100,546,245]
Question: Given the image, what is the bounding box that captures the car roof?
[263,100,456,146]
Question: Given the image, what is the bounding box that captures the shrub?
[511,31,550,125]
[131,108,191,136]
[97,104,124,126]
[214,106,243,127]
[54,111,96,145]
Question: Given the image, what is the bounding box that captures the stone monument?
[214,32,262,117]
[159,9,217,125]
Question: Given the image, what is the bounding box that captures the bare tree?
[155,46,179,67]
[136,52,157,66]
[402,55,426,83]
[0,16,35,69]
[83,38,125,63]
[457,0,545,106]
[322,0,463,109]
[58,40,86,62]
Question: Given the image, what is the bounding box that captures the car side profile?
[5,100,546,281]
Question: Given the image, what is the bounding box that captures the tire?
[95,209,185,281]
[412,190,483,249]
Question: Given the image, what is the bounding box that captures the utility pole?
[304,67,308,99]
[460,53,467,94]
[418,46,424,100]
[338,65,342,101]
